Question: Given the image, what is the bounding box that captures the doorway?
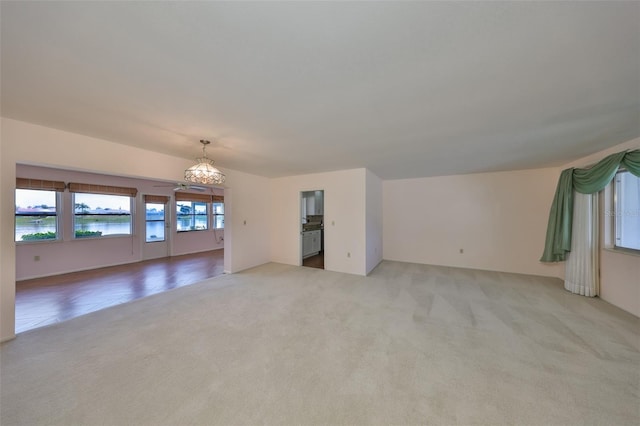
[143,196,170,260]
[300,190,324,269]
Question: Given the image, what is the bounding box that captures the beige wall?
[270,169,368,276]
[562,138,640,317]
[0,118,271,341]
[383,168,564,278]
[0,129,16,342]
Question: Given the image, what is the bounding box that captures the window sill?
[16,239,61,245]
[603,247,640,258]
[72,234,133,241]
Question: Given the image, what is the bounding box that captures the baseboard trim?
[171,246,224,257]
[17,258,142,282]
[1,334,17,343]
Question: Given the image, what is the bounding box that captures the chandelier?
[184,139,226,185]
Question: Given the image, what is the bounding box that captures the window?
[213,202,224,229]
[144,195,169,243]
[15,189,59,242]
[177,201,208,231]
[146,203,166,242]
[613,170,640,251]
[74,193,132,238]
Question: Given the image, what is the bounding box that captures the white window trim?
[72,193,134,239]
[15,190,62,244]
[176,200,209,232]
[611,170,640,254]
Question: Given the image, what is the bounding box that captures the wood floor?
[15,249,225,334]
[302,251,324,269]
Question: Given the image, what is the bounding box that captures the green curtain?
[540,149,640,262]
[573,151,626,194]
[540,169,574,262]
[621,150,640,176]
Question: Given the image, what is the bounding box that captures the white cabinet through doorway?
[302,230,321,258]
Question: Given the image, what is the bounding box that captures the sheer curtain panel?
[564,192,599,296]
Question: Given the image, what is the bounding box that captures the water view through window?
[15,189,58,241]
[177,201,208,231]
[146,203,165,242]
[74,193,132,237]
[213,202,224,229]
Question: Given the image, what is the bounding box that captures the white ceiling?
[2,1,639,179]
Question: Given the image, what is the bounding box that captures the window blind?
[16,178,65,192]
[68,183,137,197]
[175,192,213,203]
[144,195,170,204]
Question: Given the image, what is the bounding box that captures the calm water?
[15,222,57,241]
[75,222,131,235]
[176,217,208,232]
[16,222,132,241]
[16,217,208,241]
[146,222,165,242]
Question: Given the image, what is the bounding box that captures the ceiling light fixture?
[184,139,226,185]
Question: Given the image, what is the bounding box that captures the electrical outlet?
[34,255,40,261]
[347,252,351,258]
[459,248,464,254]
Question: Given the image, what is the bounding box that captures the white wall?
[600,249,639,316]
[365,170,383,274]
[0,118,270,341]
[223,169,271,274]
[270,169,368,276]
[562,138,640,317]
[383,168,564,278]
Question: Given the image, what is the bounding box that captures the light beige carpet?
[1,261,638,425]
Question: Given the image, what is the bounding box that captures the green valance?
[540,149,640,263]
[621,150,640,176]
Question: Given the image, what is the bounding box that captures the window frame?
[15,188,61,243]
[145,201,166,243]
[213,201,224,229]
[176,200,209,232]
[612,169,640,254]
[73,193,134,239]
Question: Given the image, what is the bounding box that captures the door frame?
[142,196,170,260]
[299,189,324,267]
